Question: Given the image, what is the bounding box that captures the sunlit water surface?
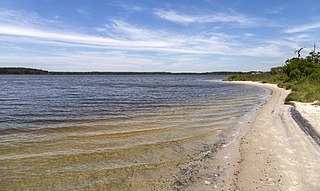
[0,75,269,190]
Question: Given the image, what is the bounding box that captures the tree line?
[0,67,246,75]
[0,67,49,74]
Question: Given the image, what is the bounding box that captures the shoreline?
[186,81,320,190]
[1,80,319,190]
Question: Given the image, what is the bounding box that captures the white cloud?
[239,44,285,57]
[0,8,72,34]
[0,14,239,56]
[0,7,295,71]
[0,7,284,58]
[0,8,59,27]
[116,2,145,12]
[154,10,254,25]
[286,34,312,43]
[284,22,320,33]
[0,25,171,48]
[0,8,42,29]
[99,19,166,41]
[266,39,298,50]
[0,52,162,72]
[155,10,197,23]
[0,22,288,59]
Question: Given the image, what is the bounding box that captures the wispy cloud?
[266,39,299,50]
[0,7,286,57]
[0,21,287,58]
[0,7,294,71]
[76,8,90,17]
[0,8,43,26]
[286,34,312,43]
[0,8,70,33]
[284,22,320,33]
[154,10,254,25]
[0,25,172,48]
[265,6,286,14]
[116,2,145,12]
[239,44,285,57]
[0,52,161,72]
[0,8,61,26]
[96,19,165,41]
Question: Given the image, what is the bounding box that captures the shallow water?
[0,75,269,190]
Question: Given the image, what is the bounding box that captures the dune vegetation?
[226,53,320,103]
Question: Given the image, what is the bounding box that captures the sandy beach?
[186,81,320,191]
[293,101,320,135]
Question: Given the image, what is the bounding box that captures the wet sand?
[186,82,320,190]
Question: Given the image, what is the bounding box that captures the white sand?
[231,82,320,191]
[187,81,320,191]
[293,101,320,133]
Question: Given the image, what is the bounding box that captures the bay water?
[0,75,269,190]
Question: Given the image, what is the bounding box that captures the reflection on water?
[0,75,269,190]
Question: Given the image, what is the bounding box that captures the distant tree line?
[0,67,49,74]
[0,67,247,75]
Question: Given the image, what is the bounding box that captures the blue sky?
[0,0,320,72]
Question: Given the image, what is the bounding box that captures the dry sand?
[293,101,320,134]
[185,81,320,191]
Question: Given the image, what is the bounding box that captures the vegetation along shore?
[0,67,243,76]
[225,52,320,103]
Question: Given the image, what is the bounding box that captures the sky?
[0,0,320,72]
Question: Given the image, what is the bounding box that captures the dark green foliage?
[225,57,320,103]
[0,67,49,74]
[283,58,320,82]
[0,67,242,76]
[270,66,283,75]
